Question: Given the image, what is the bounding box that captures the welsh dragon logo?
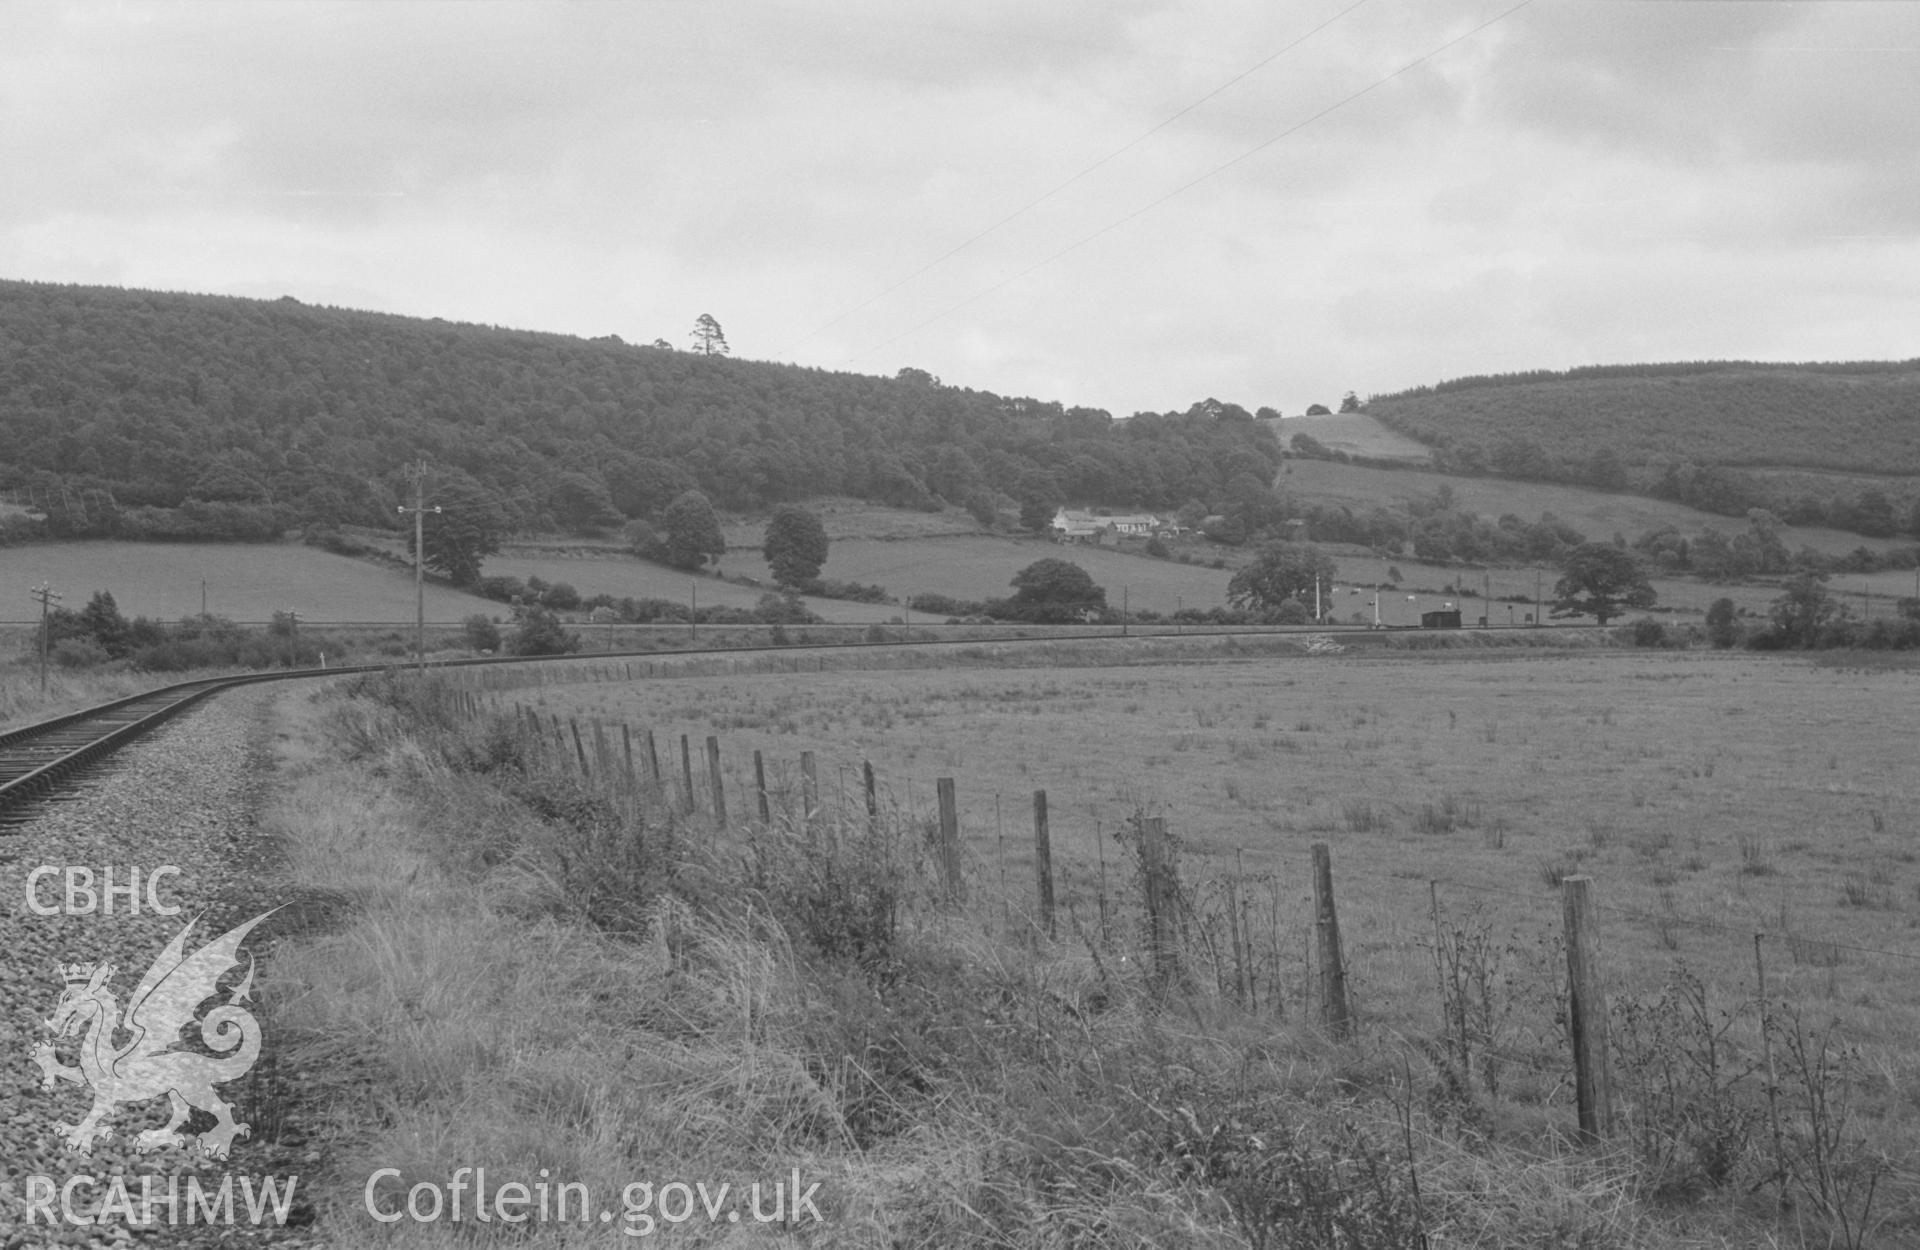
[29,910,274,1160]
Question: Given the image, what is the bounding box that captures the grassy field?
[488,642,1920,1020]
[1281,459,1913,560]
[1265,412,1435,462]
[0,541,494,623]
[262,640,1920,1246]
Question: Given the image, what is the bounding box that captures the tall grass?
[251,672,1913,1248]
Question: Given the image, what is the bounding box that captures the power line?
[841,0,1538,367]
[779,0,1373,357]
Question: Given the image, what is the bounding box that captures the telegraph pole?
[31,583,61,694]
[397,461,440,672]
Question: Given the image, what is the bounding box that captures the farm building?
[1420,608,1463,629]
[1049,508,1164,542]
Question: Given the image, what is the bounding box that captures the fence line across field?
[465,682,1920,1166]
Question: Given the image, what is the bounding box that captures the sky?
[2,0,1917,419]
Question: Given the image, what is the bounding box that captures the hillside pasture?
[0,541,493,623]
[1267,411,1434,462]
[725,533,1234,617]
[1283,459,1915,560]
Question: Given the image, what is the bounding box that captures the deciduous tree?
[659,490,726,570]
[1004,559,1105,623]
[763,505,829,586]
[1550,543,1655,625]
[1769,573,1834,648]
[408,474,504,586]
[1227,543,1337,618]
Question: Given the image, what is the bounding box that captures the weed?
[1738,836,1776,877]
[1538,857,1582,889]
[1342,799,1382,834]
[1629,831,1672,859]
[1840,875,1894,910]
[1610,966,1762,1199]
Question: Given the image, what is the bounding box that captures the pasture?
[501,641,1920,1078]
[1267,411,1435,462]
[1283,458,1916,561]
[0,541,493,623]
[300,638,1920,1244]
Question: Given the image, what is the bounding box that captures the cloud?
[2,0,1916,419]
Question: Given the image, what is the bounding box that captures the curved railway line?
[0,621,1585,824]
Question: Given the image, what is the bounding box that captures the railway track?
[0,677,244,823]
[0,620,1591,824]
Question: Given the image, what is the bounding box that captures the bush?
[1629,619,1668,648]
[799,577,891,604]
[52,637,111,668]
[1705,597,1739,648]
[539,582,580,611]
[507,607,578,656]
[463,614,502,653]
[1269,598,1311,625]
[907,593,983,617]
[754,593,819,624]
[473,575,528,605]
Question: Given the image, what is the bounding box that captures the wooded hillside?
[0,280,1281,540]
[1364,361,1920,534]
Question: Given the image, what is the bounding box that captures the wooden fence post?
[680,734,696,814]
[568,719,590,778]
[706,735,726,825]
[1311,842,1351,1038]
[1140,817,1180,991]
[1032,790,1055,939]
[645,730,661,787]
[1562,875,1615,1144]
[754,750,770,822]
[935,778,964,903]
[863,760,879,834]
[800,752,819,833]
[591,721,612,782]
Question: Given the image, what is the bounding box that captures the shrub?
[1705,597,1739,648]
[753,593,818,624]
[507,607,579,656]
[799,577,891,604]
[462,614,502,653]
[907,593,983,617]
[472,575,527,605]
[52,637,111,668]
[1269,598,1310,625]
[539,581,580,611]
[1629,619,1668,648]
